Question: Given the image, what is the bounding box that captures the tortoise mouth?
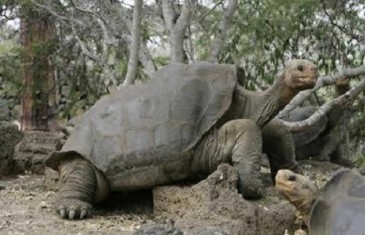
[298,74,317,81]
[296,76,317,89]
[275,181,294,192]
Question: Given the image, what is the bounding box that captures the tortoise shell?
[310,169,365,234]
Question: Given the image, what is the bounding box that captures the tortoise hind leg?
[55,157,109,219]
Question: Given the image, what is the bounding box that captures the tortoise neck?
[254,74,299,127]
[222,75,300,127]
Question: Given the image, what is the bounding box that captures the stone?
[0,101,9,121]
[0,121,23,177]
[42,167,60,190]
[133,221,183,235]
[153,164,296,235]
[13,131,66,175]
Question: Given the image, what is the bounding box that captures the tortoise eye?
[297,65,304,72]
[288,175,296,181]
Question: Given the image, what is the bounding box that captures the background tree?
[123,0,143,86]
[20,1,57,131]
[1,0,365,162]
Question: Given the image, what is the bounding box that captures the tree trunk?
[20,4,57,131]
[209,0,238,62]
[123,0,143,86]
[335,77,352,161]
[161,0,197,63]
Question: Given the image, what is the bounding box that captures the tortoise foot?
[55,198,92,219]
[238,176,264,199]
[290,164,304,175]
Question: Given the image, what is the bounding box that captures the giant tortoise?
[281,105,348,165]
[46,60,318,219]
[276,169,365,235]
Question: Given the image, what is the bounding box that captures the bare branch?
[175,0,196,33]
[71,23,118,89]
[161,0,176,30]
[70,0,96,15]
[283,78,365,132]
[199,0,224,23]
[123,0,143,86]
[29,0,84,25]
[278,65,365,119]
[209,0,238,62]
[139,42,157,78]
[160,0,197,63]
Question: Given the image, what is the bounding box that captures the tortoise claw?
[80,210,88,219]
[59,207,66,219]
[69,209,76,219]
[55,198,92,220]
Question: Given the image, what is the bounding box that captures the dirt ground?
[0,160,343,235]
[0,173,157,235]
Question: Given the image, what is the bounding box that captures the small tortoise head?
[281,59,318,91]
[275,170,319,218]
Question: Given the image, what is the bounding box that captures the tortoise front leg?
[55,157,109,219]
[228,119,264,199]
[191,119,264,199]
[262,119,303,181]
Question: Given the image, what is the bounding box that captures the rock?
[153,164,296,235]
[0,100,10,121]
[13,131,66,175]
[0,121,24,177]
[133,221,183,235]
[42,167,59,190]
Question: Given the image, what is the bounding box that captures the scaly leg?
[229,119,264,199]
[55,156,109,219]
[192,119,264,199]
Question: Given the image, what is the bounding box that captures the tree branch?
[161,0,176,30]
[209,0,238,62]
[175,0,196,33]
[161,0,196,63]
[278,65,365,119]
[29,0,84,25]
[71,23,118,89]
[123,0,143,86]
[199,0,223,23]
[139,42,157,78]
[283,78,365,132]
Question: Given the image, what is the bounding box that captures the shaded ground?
[0,160,343,235]
[0,174,156,235]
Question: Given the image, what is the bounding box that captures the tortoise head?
[281,59,318,91]
[275,170,319,218]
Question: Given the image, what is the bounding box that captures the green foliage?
[2,0,365,127]
[195,0,365,88]
[0,29,23,120]
[116,59,128,80]
[354,153,365,168]
[0,37,23,99]
[154,56,170,67]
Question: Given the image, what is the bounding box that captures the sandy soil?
[0,160,343,235]
[0,173,157,235]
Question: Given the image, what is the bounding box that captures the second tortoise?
[276,168,365,235]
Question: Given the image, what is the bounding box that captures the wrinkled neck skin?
[291,195,317,226]
[224,74,299,127]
